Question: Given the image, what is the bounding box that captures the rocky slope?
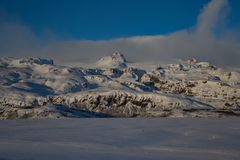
[0,53,240,119]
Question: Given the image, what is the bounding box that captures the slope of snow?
[0,54,240,119]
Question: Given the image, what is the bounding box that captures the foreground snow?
[0,53,240,119]
[0,118,239,160]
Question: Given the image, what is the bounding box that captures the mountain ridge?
[0,53,240,119]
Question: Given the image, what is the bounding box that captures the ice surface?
[0,118,239,160]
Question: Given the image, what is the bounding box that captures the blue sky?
[0,0,239,40]
[0,0,240,66]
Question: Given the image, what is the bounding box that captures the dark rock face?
[19,58,54,65]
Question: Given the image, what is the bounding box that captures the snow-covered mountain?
[96,52,127,68]
[0,53,240,119]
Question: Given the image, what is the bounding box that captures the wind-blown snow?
[0,53,240,119]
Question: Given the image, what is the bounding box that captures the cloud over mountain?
[0,0,239,66]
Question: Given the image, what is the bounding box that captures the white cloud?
[0,0,240,67]
[0,22,41,56]
[196,0,229,36]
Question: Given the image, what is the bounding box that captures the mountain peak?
[110,52,126,62]
[96,52,127,68]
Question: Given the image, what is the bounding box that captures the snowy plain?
[0,118,239,160]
